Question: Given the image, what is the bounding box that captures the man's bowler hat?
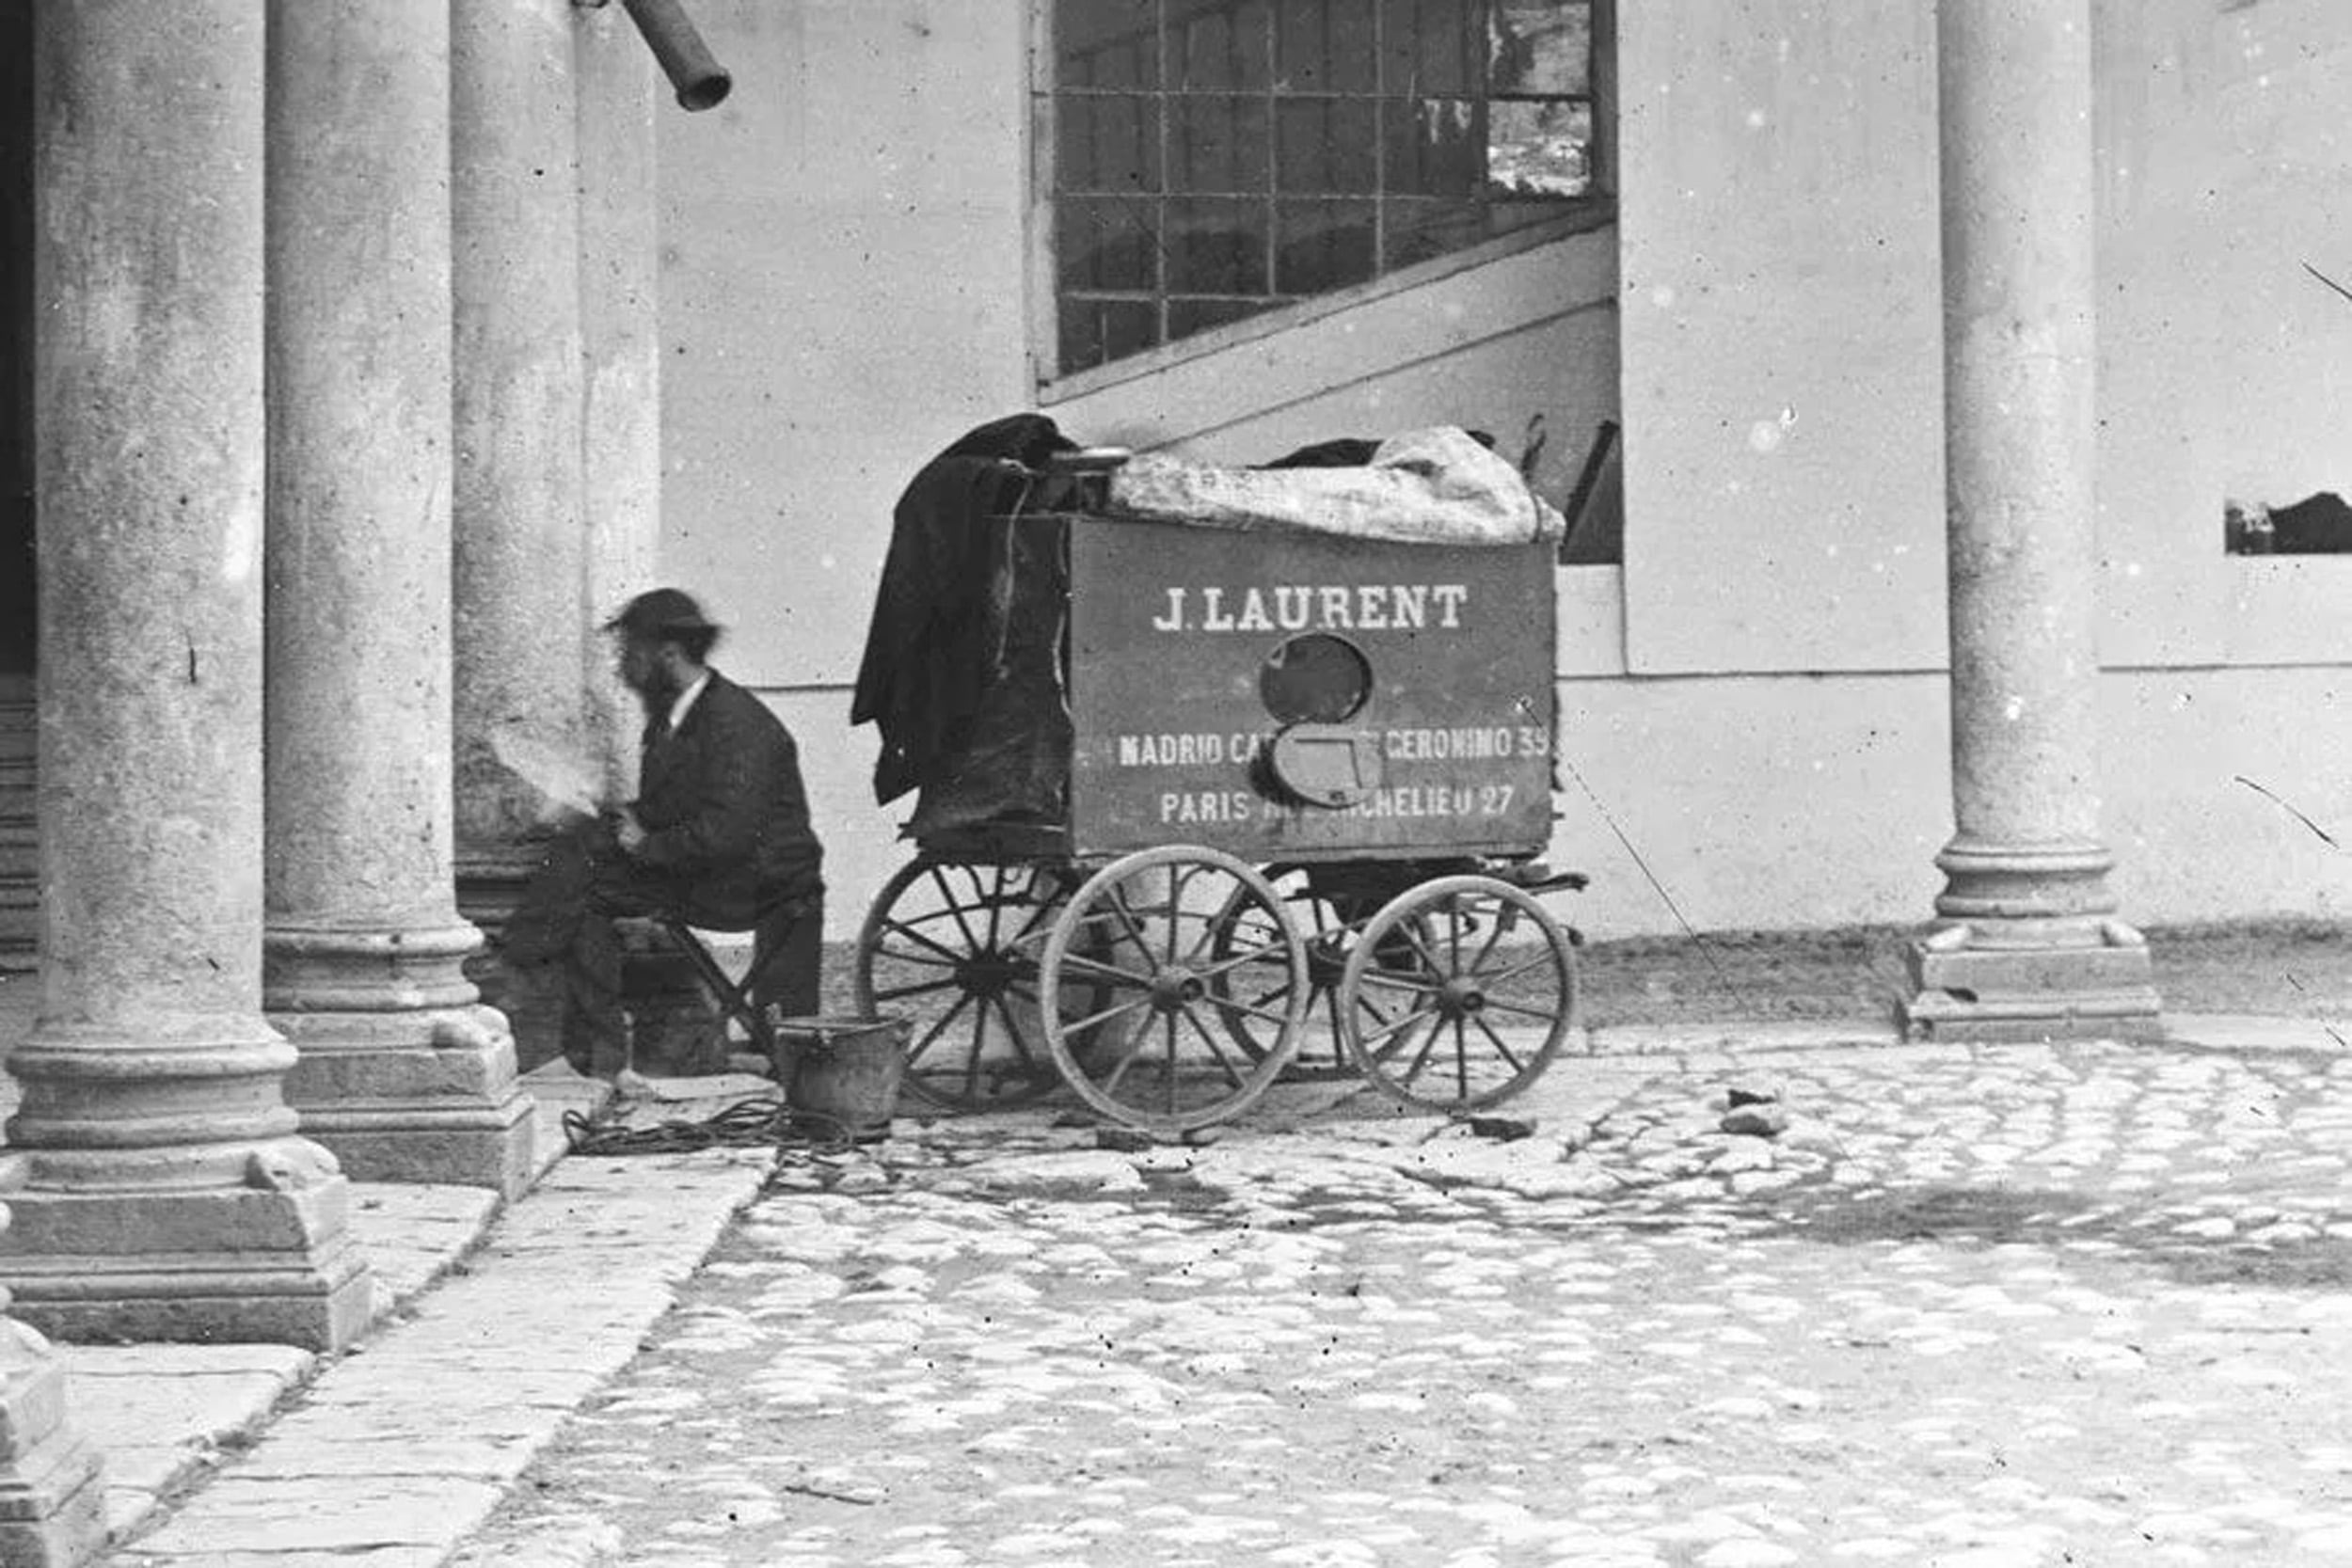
[605,587,720,639]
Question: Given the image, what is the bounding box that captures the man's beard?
[630,668,681,715]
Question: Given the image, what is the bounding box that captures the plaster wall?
[658,2,2352,941]
[2095,0,2352,667]
[771,657,2351,943]
[1613,0,1947,676]
[656,0,1032,689]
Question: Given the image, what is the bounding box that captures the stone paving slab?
[30,1053,600,1549]
[106,1148,771,1567]
[70,1177,510,1548]
[68,1346,313,1542]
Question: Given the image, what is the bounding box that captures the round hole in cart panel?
[1260,633,1373,725]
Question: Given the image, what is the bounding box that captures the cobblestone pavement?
[455,1038,2352,1568]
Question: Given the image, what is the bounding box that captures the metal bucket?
[770,1014,911,1143]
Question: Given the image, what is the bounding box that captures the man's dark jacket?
[633,671,823,928]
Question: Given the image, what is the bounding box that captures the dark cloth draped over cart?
[850,414,1077,834]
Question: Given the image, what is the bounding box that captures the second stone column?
[452,0,596,1070]
[262,0,537,1196]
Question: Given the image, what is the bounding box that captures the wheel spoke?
[871,975,962,1004]
[925,865,984,953]
[1177,1003,1251,1090]
[882,914,977,966]
[1054,949,1160,990]
[1483,996,1565,1024]
[1356,1000,1438,1053]
[902,992,977,1069]
[1009,894,1061,947]
[1352,967,1441,996]
[1199,937,1295,983]
[1453,1016,1471,1099]
[1468,899,1512,974]
[1232,982,1295,1015]
[1096,1027,1148,1099]
[1470,1013,1530,1075]
[1213,992,1297,1029]
[961,995,993,1101]
[1479,950,1563,990]
[1397,919,1446,976]
[1162,1014,1181,1115]
[1386,1013,1446,1083]
[989,1004,1058,1094]
[982,866,1012,950]
[1097,884,1158,965]
[1060,992,1157,1038]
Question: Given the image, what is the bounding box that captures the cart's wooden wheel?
[1337,875,1578,1113]
[853,858,1089,1111]
[1039,847,1309,1135]
[1205,872,1380,1074]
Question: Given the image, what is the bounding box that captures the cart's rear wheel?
[1206,873,1406,1075]
[853,858,1085,1111]
[1040,847,1308,1136]
[1337,875,1578,1113]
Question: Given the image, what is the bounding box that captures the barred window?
[1045,0,1611,377]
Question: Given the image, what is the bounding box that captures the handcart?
[851,434,1587,1136]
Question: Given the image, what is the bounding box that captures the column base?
[276,1006,540,1200]
[0,1318,105,1568]
[0,1152,376,1352]
[269,925,543,1197]
[1899,920,2164,1042]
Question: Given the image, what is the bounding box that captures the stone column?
[1900,0,2161,1041]
[1,0,373,1351]
[576,2,665,803]
[575,7,723,1070]
[262,0,538,1197]
[453,0,593,1067]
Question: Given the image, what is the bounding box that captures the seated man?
[502,588,825,1077]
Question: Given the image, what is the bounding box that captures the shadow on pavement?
[1755,1180,2352,1291]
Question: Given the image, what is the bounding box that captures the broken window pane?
[1488,98,1591,198]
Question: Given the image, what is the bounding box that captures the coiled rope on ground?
[560,1093,863,1158]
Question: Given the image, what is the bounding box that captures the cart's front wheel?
[853,858,1077,1111]
[1040,847,1308,1136]
[1337,875,1578,1113]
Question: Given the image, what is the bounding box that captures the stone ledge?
[108,1148,769,1565]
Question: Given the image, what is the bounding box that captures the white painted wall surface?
[656,1,2352,944]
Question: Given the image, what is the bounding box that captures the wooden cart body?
[944,513,1558,865]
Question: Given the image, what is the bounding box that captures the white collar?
[666,670,712,734]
